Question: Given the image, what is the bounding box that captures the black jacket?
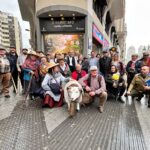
[126,60,137,79]
[7,53,18,73]
[66,56,76,67]
[99,57,112,77]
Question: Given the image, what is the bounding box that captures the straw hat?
[28,50,39,57]
[46,62,59,70]
[131,54,138,57]
[39,53,46,58]
[143,52,149,56]
[0,47,6,51]
[0,47,6,55]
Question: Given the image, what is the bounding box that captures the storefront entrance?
[40,16,85,54]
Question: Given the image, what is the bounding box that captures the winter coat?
[7,53,18,73]
[99,57,112,77]
[71,70,87,81]
[126,60,137,80]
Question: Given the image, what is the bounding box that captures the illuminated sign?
[40,17,85,33]
[92,24,109,47]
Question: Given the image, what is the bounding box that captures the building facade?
[18,0,126,57]
[0,11,22,54]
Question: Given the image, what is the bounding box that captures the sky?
[126,0,150,50]
[0,0,30,48]
[1,0,150,50]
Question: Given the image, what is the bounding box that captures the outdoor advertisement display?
[43,34,84,53]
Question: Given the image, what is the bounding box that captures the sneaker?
[136,97,142,101]
[118,96,125,103]
[5,95,10,98]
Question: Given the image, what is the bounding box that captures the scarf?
[22,57,39,78]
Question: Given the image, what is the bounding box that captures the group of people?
[0,46,150,113]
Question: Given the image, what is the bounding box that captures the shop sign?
[92,24,109,47]
[40,17,85,33]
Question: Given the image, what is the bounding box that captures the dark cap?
[10,46,16,49]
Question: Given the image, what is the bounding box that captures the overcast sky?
[126,0,150,50]
[0,0,30,48]
[0,0,150,50]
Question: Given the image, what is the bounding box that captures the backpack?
[87,74,102,87]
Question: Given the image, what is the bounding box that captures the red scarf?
[22,57,39,78]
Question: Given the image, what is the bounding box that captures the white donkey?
[64,80,84,117]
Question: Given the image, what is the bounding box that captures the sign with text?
[92,24,109,47]
[40,17,85,33]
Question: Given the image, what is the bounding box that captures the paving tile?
[0,92,148,150]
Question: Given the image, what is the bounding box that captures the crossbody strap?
[52,75,61,88]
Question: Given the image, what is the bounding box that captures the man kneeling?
[127,65,150,107]
[79,66,107,113]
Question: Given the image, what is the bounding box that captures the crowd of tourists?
[0,46,150,113]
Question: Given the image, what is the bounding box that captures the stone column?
[84,0,93,57]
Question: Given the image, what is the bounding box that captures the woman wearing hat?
[58,57,71,77]
[22,51,40,99]
[39,55,49,80]
[42,62,68,108]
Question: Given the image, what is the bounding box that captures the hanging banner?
[92,24,109,47]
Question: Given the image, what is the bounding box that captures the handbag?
[49,76,61,95]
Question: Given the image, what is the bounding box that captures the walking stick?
[17,75,21,94]
[24,74,33,102]
[11,76,18,94]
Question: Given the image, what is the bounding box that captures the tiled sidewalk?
[0,93,149,150]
